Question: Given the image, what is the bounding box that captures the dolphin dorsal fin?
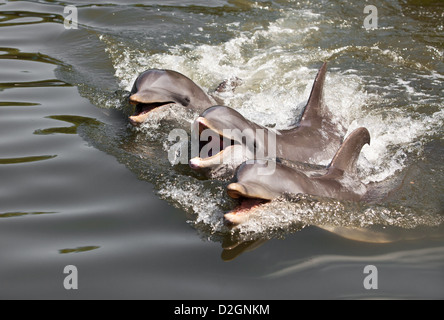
[299,62,328,127]
[326,127,370,177]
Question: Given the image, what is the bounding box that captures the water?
[0,0,443,299]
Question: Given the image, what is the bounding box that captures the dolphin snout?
[227,183,247,199]
[189,158,202,170]
[129,115,141,126]
[129,93,143,105]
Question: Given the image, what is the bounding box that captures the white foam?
[351,108,444,183]
[157,181,229,233]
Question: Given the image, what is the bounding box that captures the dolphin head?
[189,106,267,179]
[224,160,311,225]
[128,69,210,126]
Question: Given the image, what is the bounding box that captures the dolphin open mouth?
[224,182,270,225]
[128,98,175,126]
[224,198,270,226]
[189,117,238,169]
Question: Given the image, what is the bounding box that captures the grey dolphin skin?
[225,127,371,225]
[189,62,345,178]
[128,69,215,126]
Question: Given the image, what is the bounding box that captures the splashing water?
[91,3,444,240]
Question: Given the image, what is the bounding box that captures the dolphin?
[224,127,371,225]
[189,62,345,179]
[128,69,216,126]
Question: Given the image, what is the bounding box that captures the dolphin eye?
[173,94,190,106]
